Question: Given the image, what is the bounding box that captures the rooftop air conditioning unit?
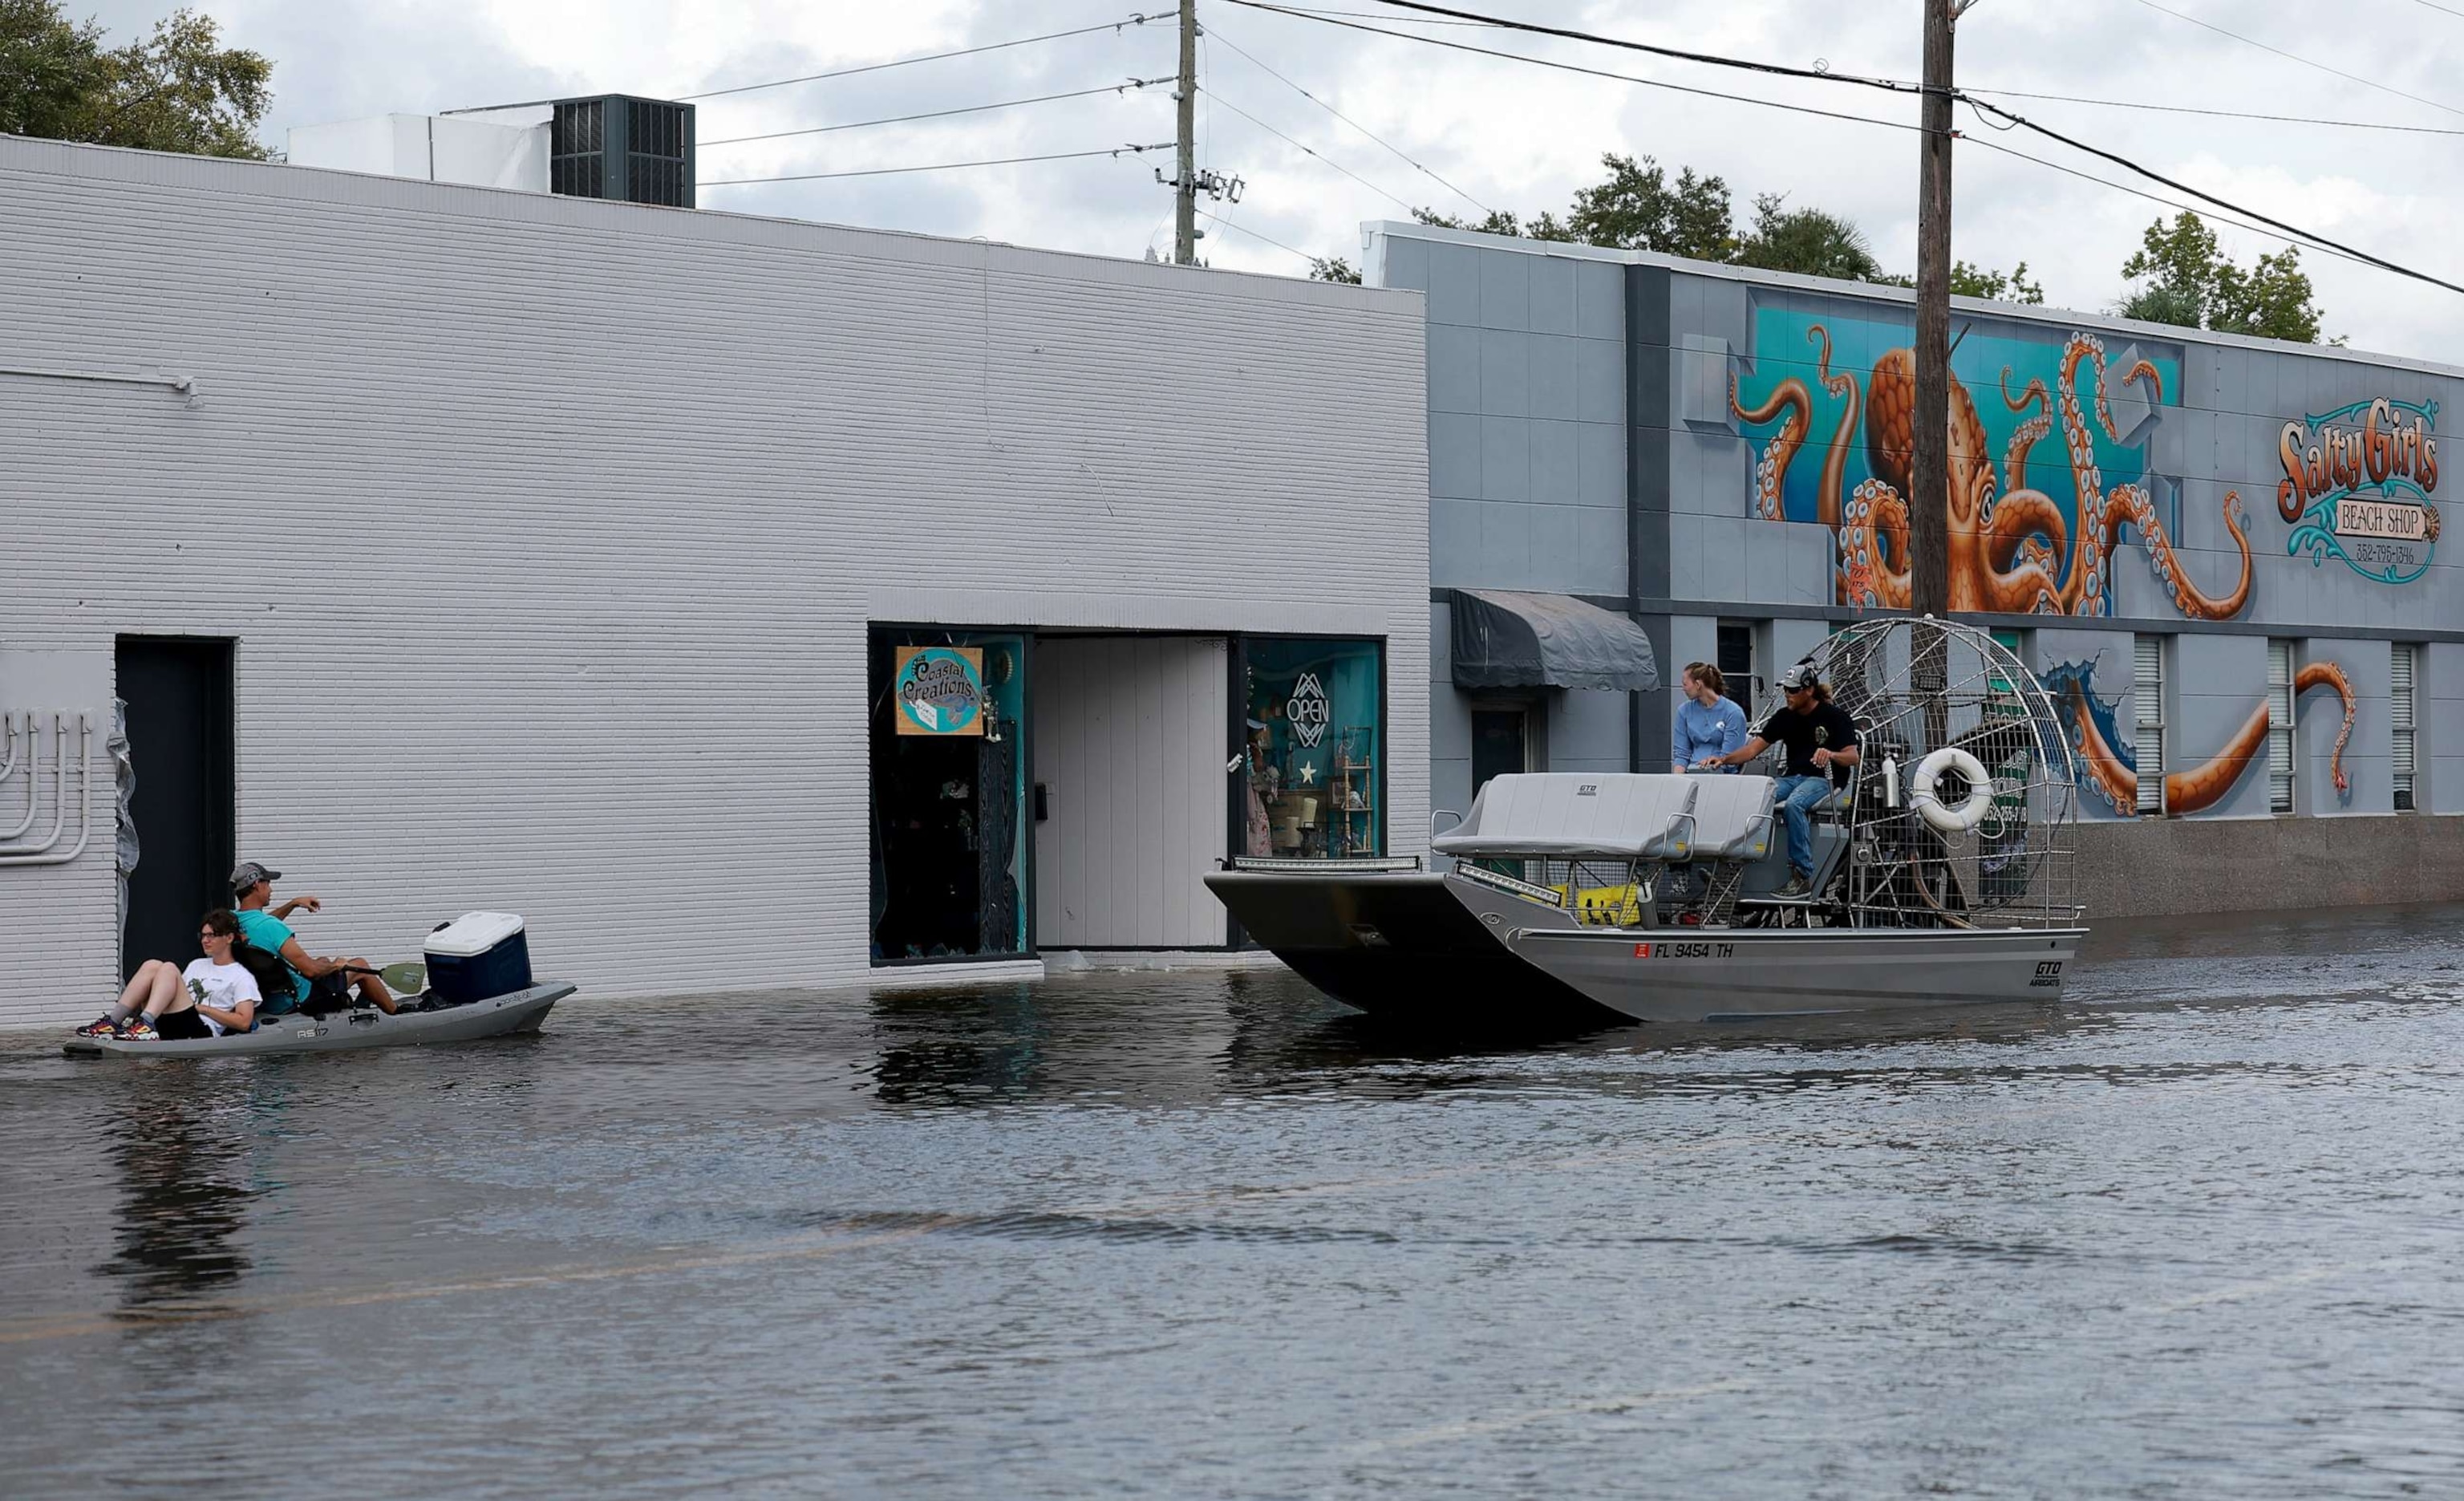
[550,95,695,209]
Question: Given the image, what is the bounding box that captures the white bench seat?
[1433,773,1698,862]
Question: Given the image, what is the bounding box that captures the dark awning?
[1449,589,1660,692]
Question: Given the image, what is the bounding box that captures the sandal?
[73,1015,122,1038]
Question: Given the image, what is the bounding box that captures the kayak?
[61,981,574,1057]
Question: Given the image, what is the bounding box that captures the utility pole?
[1174,0,1198,264]
[1910,0,1955,617]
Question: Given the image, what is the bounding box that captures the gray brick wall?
[0,139,1431,1026]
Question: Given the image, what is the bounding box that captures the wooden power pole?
[1910,0,1955,617]
[1174,0,1198,265]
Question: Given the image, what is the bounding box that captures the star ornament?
[1297,762,1319,786]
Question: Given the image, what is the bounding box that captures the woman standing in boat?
[74,909,262,1041]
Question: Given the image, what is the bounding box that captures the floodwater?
[4,907,2463,1499]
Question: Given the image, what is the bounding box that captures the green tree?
[1735,193,1880,281]
[1308,254,1362,285]
[1562,152,1733,260]
[2119,211,2324,343]
[0,1,272,159]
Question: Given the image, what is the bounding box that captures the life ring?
[1911,747,1994,834]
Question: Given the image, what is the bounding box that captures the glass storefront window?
[1239,637,1383,858]
[869,628,1028,963]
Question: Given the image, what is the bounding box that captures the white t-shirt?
[180,957,263,1037]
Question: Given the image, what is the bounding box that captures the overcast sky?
[74,0,2464,361]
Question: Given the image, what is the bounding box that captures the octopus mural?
[2039,657,2355,817]
[1730,318,2251,621]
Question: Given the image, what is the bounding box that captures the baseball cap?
[1777,662,1821,692]
[230,860,282,893]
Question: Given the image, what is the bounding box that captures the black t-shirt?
[1758,701,1861,785]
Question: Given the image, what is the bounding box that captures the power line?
[1364,0,1919,98]
[2412,0,2464,19]
[676,14,1162,103]
[1958,132,2386,282]
[1221,1,1924,137]
[1259,0,2464,300]
[700,79,1169,148]
[2126,0,2464,123]
[1964,96,2464,296]
[1198,208,1315,261]
[1271,6,1504,24]
[1204,19,1490,210]
[1963,85,2464,137]
[1208,91,1420,212]
[703,143,1175,187]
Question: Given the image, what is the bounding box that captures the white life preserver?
[1911,747,1995,834]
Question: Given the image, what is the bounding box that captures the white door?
[1033,636,1230,948]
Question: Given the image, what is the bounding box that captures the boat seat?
[1433,773,1699,862]
[1680,774,1777,862]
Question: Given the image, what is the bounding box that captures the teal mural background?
[1732,305,2184,589]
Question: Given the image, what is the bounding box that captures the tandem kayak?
[62,981,574,1058]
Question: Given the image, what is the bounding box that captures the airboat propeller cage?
[1805,615,2081,923]
[425,911,533,1004]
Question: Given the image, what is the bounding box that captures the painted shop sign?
[893,646,985,736]
[2280,398,2441,584]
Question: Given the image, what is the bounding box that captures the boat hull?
[1203,870,1622,1028]
[1507,926,2081,1023]
[1209,866,2083,1028]
[63,981,575,1057]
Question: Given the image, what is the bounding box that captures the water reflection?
[93,1087,260,1310]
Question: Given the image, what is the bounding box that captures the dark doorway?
[1717,620,1757,708]
[1471,707,1529,793]
[116,638,234,980]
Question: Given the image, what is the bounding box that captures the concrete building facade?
[1371,220,2464,915]
[0,137,1430,1028]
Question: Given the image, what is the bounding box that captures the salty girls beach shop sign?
[2280,398,2441,584]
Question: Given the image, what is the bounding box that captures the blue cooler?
[425,912,533,1004]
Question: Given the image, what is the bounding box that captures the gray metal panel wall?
[0,139,1429,1025]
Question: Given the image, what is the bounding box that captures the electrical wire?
[1959,134,2385,279]
[699,79,1169,148]
[2412,0,2464,19]
[1203,19,1490,211]
[1259,0,2464,300]
[1207,91,1420,212]
[1271,6,1504,24]
[1961,86,2464,137]
[703,143,1175,187]
[2126,0,2464,123]
[1364,0,1919,98]
[675,14,1161,103]
[1221,0,1924,137]
[1963,96,2464,296]
[1198,209,1315,262]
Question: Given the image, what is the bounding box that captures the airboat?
[1206,618,2085,1026]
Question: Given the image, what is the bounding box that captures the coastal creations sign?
[2280,398,2441,585]
[893,646,985,736]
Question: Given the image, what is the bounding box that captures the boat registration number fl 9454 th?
[1634,942,1736,959]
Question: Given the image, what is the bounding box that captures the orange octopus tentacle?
[2160,659,2356,812]
[2062,678,2140,814]
[2295,660,2356,797]
[1732,370,1812,524]
[1839,479,1912,610]
[1986,490,2068,578]
[1810,325,1858,534]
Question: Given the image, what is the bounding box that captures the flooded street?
[5,904,2463,1499]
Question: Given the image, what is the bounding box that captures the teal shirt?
[236,907,309,1012]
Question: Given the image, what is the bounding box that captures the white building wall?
[0,138,1430,1027]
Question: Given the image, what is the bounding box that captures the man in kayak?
[230,860,399,1015]
[75,908,261,1040]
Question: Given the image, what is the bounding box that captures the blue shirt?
[1673,694,1748,769]
[236,907,310,1012]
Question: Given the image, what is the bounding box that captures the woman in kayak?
[75,909,262,1041]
